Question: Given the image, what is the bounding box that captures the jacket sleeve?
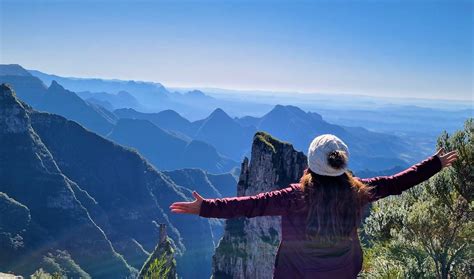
[199,185,303,218]
[360,155,442,202]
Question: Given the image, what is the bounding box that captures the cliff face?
[212,132,307,279]
[0,84,134,278]
[29,109,216,278]
[0,83,218,278]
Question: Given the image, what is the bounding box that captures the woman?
[170,134,458,279]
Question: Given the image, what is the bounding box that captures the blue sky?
[0,0,472,100]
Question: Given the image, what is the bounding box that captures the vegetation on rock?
[139,237,177,279]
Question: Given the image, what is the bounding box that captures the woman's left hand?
[170,191,204,215]
[435,148,458,168]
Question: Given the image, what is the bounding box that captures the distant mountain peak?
[187,89,205,96]
[266,104,326,122]
[208,108,231,119]
[186,89,211,99]
[159,109,185,118]
[272,104,304,114]
[262,105,308,121]
[0,64,32,77]
[49,80,65,91]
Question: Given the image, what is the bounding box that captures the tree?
[362,119,473,279]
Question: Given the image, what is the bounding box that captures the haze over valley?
[0,50,471,279]
[25,65,471,167]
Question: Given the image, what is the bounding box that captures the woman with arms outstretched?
[170,134,458,279]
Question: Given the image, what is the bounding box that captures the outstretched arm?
[360,148,457,202]
[170,185,303,218]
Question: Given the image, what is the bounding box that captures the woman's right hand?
[435,148,458,169]
[170,191,204,215]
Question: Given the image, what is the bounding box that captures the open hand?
[170,191,204,215]
[435,148,458,168]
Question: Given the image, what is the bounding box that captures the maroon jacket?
[200,155,442,279]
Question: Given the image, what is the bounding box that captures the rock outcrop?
[139,224,177,279]
[212,132,307,278]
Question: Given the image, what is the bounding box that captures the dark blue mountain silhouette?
[0,65,115,135]
[236,104,410,171]
[0,83,225,278]
[2,64,238,173]
[28,69,170,105]
[115,107,256,161]
[0,84,133,278]
[192,108,256,160]
[28,69,217,119]
[115,108,195,138]
[115,105,410,171]
[108,118,238,173]
[77,90,141,110]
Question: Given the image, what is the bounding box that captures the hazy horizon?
[24,66,473,104]
[1,0,472,101]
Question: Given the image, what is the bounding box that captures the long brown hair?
[300,151,371,246]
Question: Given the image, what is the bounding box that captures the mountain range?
[16,65,422,171]
[0,65,116,135]
[28,69,220,120]
[0,84,237,278]
[2,64,419,175]
[115,105,411,171]
[108,118,238,173]
[115,108,256,161]
[28,69,170,106]
[0,65,238,174]
[1,63,468,278]
[26,67,471,162]
[0,84,132,277]
[77,90,141,112]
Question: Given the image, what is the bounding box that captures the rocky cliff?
[0,83,134,278]
[29,106,216,278]
[0,83,220,278]
[212,132,307,278]
[139,224,177,279]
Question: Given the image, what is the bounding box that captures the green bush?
[361,119,473,279]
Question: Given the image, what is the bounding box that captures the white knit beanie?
[307,134,349,176]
